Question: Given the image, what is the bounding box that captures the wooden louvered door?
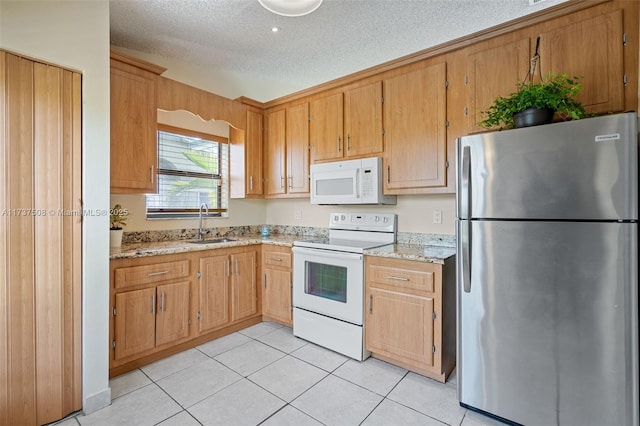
[0,50,82,425]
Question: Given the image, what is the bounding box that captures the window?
[146,125,228,219]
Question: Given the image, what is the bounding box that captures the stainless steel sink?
[189,238,236,245]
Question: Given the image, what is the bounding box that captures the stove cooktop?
[293,237,393,253]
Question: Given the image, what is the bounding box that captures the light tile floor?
[54,322,504,426]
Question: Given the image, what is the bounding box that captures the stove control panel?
[330,212,396,232]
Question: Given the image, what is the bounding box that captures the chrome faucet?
[198,203,209,241]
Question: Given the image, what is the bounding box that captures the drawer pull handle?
[147,270,169,277]
[387,276,410,281]
[268,258,283,262]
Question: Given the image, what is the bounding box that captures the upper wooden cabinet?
[231,109,264,198]
[383,63,448,193]
[310,92,343,162]
[538,10,624,115]
[466,38,530,133]
[110,49,166,194]
[286,102,310,194]
[264,104,310,198]
[309,82,383,162]
[264,109,286,196]
[246,110,264,196]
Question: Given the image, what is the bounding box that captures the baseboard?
[83,387,112,415]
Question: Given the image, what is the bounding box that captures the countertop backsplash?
[122,225,454,247]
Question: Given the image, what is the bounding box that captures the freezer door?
[457,220,638,426]
[456,113,638,220]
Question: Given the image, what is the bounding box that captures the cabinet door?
[114,287,157,360]
[110,59,158,193]
[344,82,383,157]
[264,109,286,196]
[231,251,258,322]
[263,268,292,325]
[246,110,263,196]
[467,38,530,132]
[155,281,190,347]
[539,10,624,115]
[199,255,229,333]
[310,92,343,162]
[366,287,434,368]
[383,63,447,192]
[286,103,310,194]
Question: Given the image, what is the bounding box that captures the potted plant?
[109,204,128,248]
[479,73,591,130]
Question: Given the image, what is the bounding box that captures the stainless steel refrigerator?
[456,112,639,426]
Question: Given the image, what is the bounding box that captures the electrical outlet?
[294,210,302,220]
[432,210,442,224]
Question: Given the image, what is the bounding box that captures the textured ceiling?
[110,0,567,101]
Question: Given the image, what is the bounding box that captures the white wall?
[266,195,456,235]
[1,0,111,414]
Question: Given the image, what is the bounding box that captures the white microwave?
[310,157,397,205]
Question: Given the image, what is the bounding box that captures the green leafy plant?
[110,204,128,230]
[479,73,591,129]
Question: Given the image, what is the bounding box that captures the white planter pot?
[110,229,123,248]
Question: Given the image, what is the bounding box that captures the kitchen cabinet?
[465,38,530,133]
[245,110,264,196]
[365,255,455,383]
[261,245,293,326]
[109,246,262,376]
[230,109,264,198]
[112,258,192,363]
[264,104,309,197]
[198,249,258,333]
[286,102,310,194]
[538,10,624,115]
[309,92,343,161]
[110,49,166,194]
[309,82,383,162]
[383,63,447,193]
[264,109,286,196]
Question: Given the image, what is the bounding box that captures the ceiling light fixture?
[258,0,323,17]
[271,26,281,32]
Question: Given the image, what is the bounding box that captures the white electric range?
[292,212,397,360]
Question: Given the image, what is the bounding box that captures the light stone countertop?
[364,244,456,264]
[109,234,298,260]
[110,233,455,263]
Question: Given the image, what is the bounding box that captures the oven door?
[292,246,364,325]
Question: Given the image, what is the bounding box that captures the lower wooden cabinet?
[114,281,190,361]
[365,255,456,382]
[261,245,293,326]
[110,245,262,376]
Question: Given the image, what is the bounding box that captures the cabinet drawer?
[114,260,190,290]
[368,262,435,293]
[263,250,292,269]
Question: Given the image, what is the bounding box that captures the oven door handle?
[293,247,363,261]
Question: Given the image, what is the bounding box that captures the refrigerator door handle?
[459,145,471,219]
[461,220,472,293]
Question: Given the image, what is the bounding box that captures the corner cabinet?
[261,245,293,326]
[383,63,448,193]
[110,49,166,194]
[365,255,456,383]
